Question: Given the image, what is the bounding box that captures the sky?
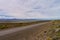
[0,0,60,19]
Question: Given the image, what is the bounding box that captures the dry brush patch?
[46,20,60,40]
[0,21,48,30]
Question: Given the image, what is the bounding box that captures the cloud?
[0,0,60,19]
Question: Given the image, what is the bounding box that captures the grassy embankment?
[46,20,60,40]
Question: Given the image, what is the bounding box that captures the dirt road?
[0,22,52,40]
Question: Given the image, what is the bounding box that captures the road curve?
[0,22,51,40]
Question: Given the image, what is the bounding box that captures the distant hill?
[0,19,42,23]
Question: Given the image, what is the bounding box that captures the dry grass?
[0,20,60,40]
[46,20,60,40]
[0,21,48,30]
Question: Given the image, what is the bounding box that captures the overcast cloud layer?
[0,0,60,19]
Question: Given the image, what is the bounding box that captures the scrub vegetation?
[46,20,60,40]
[0,20,60,40]
[0,20,48,30]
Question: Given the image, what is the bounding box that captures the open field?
[0,20,60,40]
[0,20,50,30]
